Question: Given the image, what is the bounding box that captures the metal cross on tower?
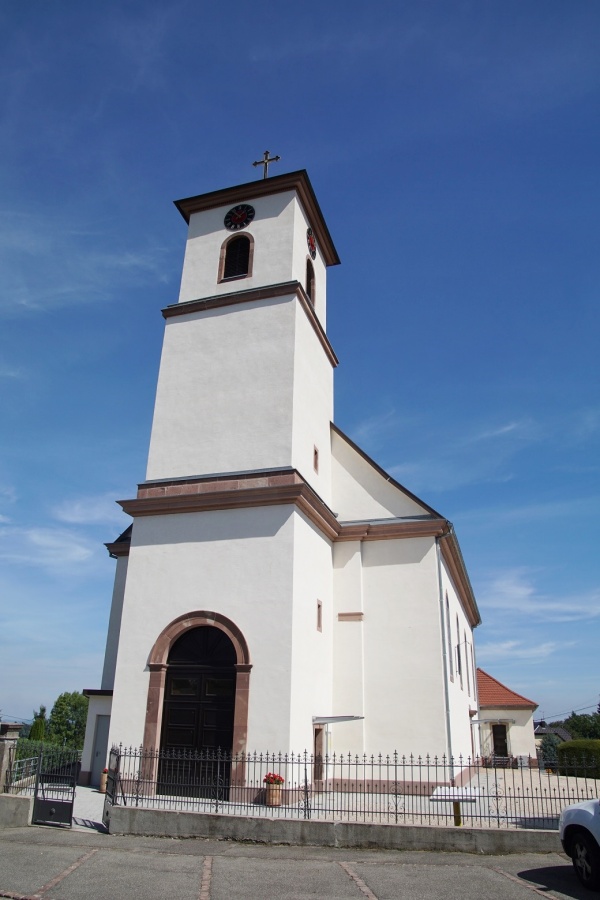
[252,150,281,179]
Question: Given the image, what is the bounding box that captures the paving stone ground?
[0,821,585,900]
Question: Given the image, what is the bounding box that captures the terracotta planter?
[99,772,108,794]
[265,783,283,807]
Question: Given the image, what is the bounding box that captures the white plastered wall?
[288,512,334,751]
[101,555,128,690]
[146,297,296,481]
[439,553,478,760]
[479,708,537,759]
[81,694,112,780]
[179,192,296,302]
[361,538,447,758]
[107,505,298,752]
[332,541,366,752]
[291,300,334,505]
[178,193,328,320]
[331,430,430,521]
[290,197,328,327]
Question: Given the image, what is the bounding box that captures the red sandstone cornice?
[174,169,340,267]
[440,534,481,628]
[120,473,340,542]
[112,468,480,627]
[162,281,339,368]
[105,541,130,557]
[117,470,452,547]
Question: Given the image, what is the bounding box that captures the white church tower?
[81,168,481,786]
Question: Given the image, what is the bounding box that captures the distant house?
[476,669,537,762]
[533,721,572,750]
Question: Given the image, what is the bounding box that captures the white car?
[560,798,600,890]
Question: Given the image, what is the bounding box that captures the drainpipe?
[436,526,454,782]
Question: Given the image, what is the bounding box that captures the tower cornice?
[174,169,340,267]
[162,280,339,368]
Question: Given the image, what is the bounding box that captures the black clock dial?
[307,227,317,259]
[224,204,255,231]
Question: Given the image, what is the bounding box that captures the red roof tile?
[477,668,537,710]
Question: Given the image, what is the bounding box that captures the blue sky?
[1,1,598,728]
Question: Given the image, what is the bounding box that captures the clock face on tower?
[306,227,317,259]
[224,204,255,231]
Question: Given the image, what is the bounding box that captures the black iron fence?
[105,745,599,830]
[4,746,81,798]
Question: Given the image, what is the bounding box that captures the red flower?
[263,772,284,784]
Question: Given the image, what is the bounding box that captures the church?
[80,166,482,787]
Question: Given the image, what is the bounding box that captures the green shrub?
[557,739,600,778]
[15,738,61,761]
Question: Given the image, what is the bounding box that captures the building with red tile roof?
[476,669,538,762]
[477,668,537,710]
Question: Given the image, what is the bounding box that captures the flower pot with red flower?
[264,772,284,806]
[99,768,109,793]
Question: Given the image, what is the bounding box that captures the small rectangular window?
[313,445,319,473]
[317,600,322,632]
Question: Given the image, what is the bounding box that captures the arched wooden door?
[160,626,237,756]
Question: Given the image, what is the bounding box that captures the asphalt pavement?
[0,787,584,899]
[0,823,588,900]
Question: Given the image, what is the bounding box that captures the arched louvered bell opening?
[223,235,250,279]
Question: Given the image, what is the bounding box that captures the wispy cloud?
[350,408,402,448]
[477,568,600,624]
[0,363,27,380]
[0,526,97,572]
[0,210,172,315]
[0,485,17,504]
[53,492,128,528]
[471,422,522,441]
[477,639,562,663]
[459,496,600,528]
[351,403,597,494]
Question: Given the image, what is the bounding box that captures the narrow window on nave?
[446,593,454,681]
[456,615,463,689]
[464,630,471,695]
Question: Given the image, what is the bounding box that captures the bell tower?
[145,170,340,504]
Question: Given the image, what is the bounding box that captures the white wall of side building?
[81,694,112,783]
[331,429,427,521]
[479,709,537,759]
[332,541,366,753]
[361,538,448,758]
[439,552,479,760]
[107,505,299,752]
[288,512,334,752]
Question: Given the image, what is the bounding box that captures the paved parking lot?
[0,825,587,900]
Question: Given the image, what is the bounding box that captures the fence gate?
[102,746,121,831]
[32,748,80,826]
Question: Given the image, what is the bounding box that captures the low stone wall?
[0,794,33,828]
[107,805,561,854]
